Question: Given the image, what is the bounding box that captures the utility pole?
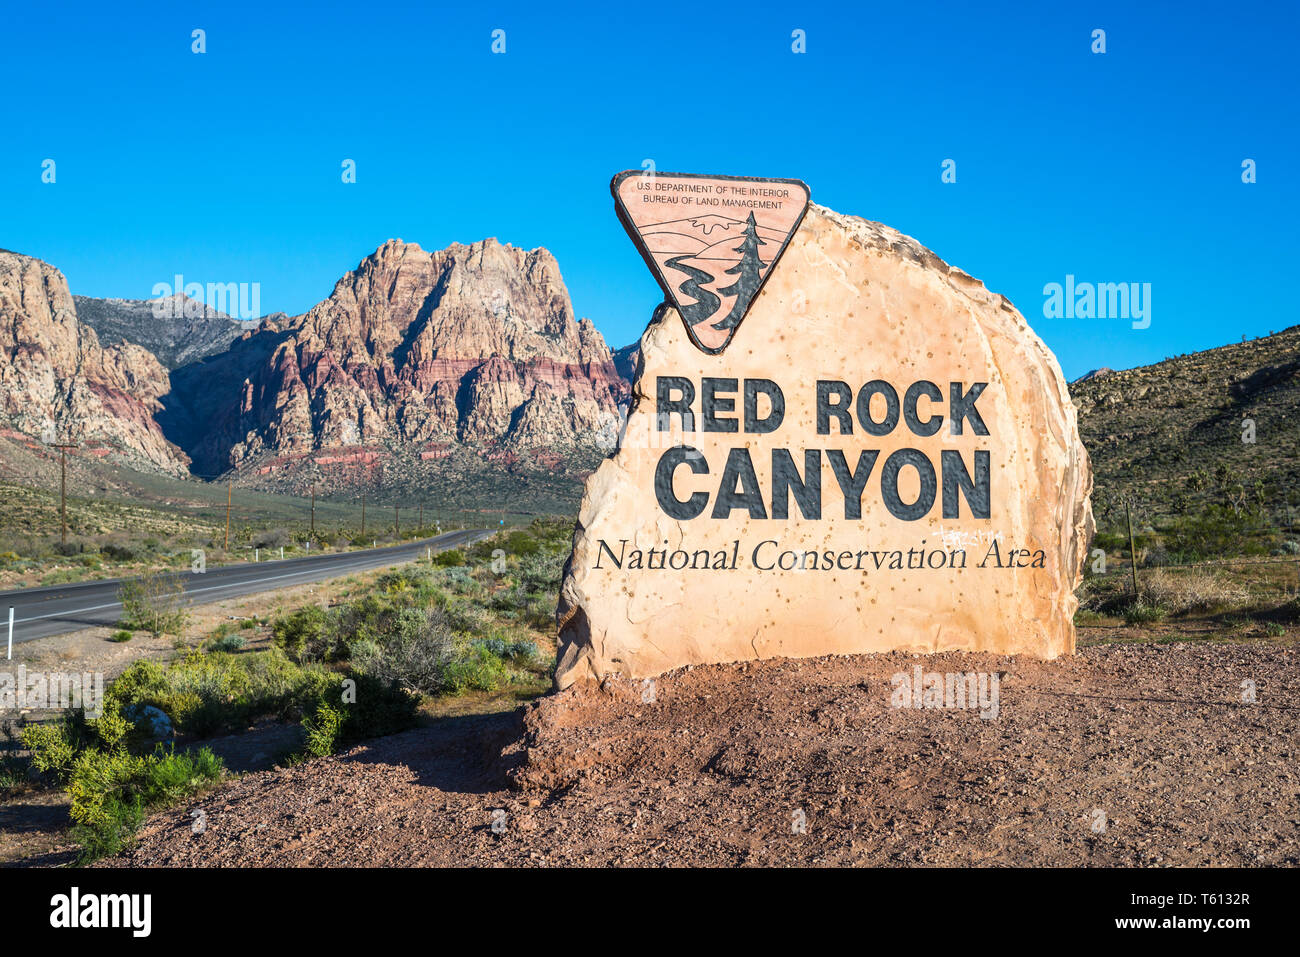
[395,504,400,538]
[310,483,316,540]
[360,490,366,538]
[51,441,78,547]
[224,479,232,550]
[419,503,423,533]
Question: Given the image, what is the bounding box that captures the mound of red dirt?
[109,642,1300,867]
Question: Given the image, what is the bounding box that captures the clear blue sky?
[2,0,1295,380]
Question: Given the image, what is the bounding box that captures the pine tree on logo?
[712,212,768,329]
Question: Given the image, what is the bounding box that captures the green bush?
[474,636,539,662]
[295,672,419,756]
[432,548,464,567]
[106,649,419,750]
[443,642,510,693]
[302,703,345,758]
[117,570,190,637]
[23,700,224,862]
[504,531,540,556]
[108,649,325,737]
[1122,599,1168,625]
[67,744,223,862]
[351,607,456,694]
[109,629,133,643]
[208,633,247,653]
[272,605,338,663]
[1164,504,1273,561]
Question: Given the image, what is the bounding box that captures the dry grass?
[1137,568,1251,615]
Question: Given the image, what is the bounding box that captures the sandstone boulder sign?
[554,171,1094,689]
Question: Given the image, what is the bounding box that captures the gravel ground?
[108,641,1300,867]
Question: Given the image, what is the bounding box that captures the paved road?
[0,528,493,648]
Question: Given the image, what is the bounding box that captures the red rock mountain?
[0,249,189,475]
[160,239,627,482]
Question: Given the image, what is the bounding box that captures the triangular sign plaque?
[612,171,810,354]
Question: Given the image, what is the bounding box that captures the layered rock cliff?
[0,250,189,475]
[160,239,627,481]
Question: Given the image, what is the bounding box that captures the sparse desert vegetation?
[5,518,570,861]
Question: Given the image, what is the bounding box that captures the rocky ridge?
[158,238,627,488]
[0,250,189,476]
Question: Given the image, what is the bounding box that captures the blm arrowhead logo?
[612,171,810,354]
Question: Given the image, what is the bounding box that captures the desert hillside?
[1072,325,1300,529]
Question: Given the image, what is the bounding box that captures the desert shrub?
[1141,544,1171,568]
[474,636,539,662]
[439,566,476,592]
[1164,504,1272,560]
[1092,530,1151,553]
[23,721,79,777]
[295,672,419,756]
[517,551,563,594]
[41,569,82,586]
[1122,600,1168,625]
[302,703,345,758]
[337,595,390,642]
[433,548,464,567]
[208,633,247,653]
[109,629,133,643]
[53,541,84,557]
[443,642,511,693]
[272,605,338,663]
[504,530,540,556]
[443,599,490,635]
[376,567,444,605]
[101,543,137,562]
[117,570,190,637]
[23,698,224,862]
[488,584,526,613]
[104,647,417,749]
[252,528,291,549]
[351,607,456,695]
[109,650,309,737]
[66,743,222,863]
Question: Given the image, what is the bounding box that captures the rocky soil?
[108,640,1299,867]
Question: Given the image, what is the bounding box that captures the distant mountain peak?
[1073,367,1113,383]
[73,294,251,369]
